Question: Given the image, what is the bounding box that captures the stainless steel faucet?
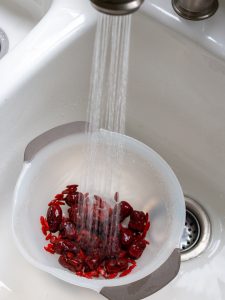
[172,0,218,20]
[90,0,144,15]
[90,0,218,19]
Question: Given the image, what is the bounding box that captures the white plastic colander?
[12,122,185,300]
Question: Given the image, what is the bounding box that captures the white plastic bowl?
[12,122,185,297]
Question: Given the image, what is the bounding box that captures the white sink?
[0,0,225,299]
[0,0,52,54]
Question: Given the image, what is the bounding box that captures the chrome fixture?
[0,29,9,59]
[172,0,218,20]
[90,0,144,15]
[180,196,211,261]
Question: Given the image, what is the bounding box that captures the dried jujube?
[129,210,147,232]
[60,221,77,240]
[129,240,147,259]
[120,227,133,247]
[40,184,150,279]
[47,204,62,233]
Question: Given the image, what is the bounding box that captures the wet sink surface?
[0,0,225,299]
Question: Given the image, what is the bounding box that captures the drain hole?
[0,29,9,59]
[180,196,211,261]
[180,209,200,252]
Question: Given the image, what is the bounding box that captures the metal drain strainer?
[0,29,9,59]
[180,210,200,252]
[180,196,211,261]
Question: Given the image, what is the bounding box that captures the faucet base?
[90,0,144,15]
[172,0,218,21]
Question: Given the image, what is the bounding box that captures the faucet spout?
[172,0,218,20]
[90,0,144,15]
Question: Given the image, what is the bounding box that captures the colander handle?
[100,249,180,300]
[24,121,88,162]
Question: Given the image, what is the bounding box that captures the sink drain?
[180,196,211,261]
[180,210,200,252]
[0,29,9,59]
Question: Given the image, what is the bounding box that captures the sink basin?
[0,0,225,299]
[0,0,52,55]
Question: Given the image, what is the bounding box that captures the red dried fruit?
[68,205,77,222]
[120,227,133,247]
[50,235,58,244]
[92,197,113,226]
[48,200,65,206]
[40,216,45,226]
[80,272,93,279]
[47,204,62,233]
[65,192,84,207]
[97,266,105,277]
[118,201,133,222]
[105,258,128,274]
[62,189,70,194]
[129,240,147,259]
[58,255,70,268]
[62,240,80,254]
[43,218,49,230]
[48,200,57,206]
[67,184,78,189]
[60,221,77,240]
[53,240,79,255]
[68,205,85,227]
[56,201,65,206]
[87,246,105,262]
[66,252,75,259]
[119,262,136,277]
[94,195,103,205]
[42,225,48,236]
[75,192,85,202]
[67,258,83,272]
[85,270,99,278]
[105,273,118,279]
[44,244,55,254]
[106,236,121,257]
[105,259,120,274]
[45,233,52,240]
[53,242,64,254]
[114,192,119,202]
[141,220,150,239]
[41,184,150,279]
[77,249,86,260]
[40,216,49,234]
[128,210,147,232]
[118,250,127,258]
[117,258,129,271]
[55,194,64,200]
[132,232,142,243]
[96,219,110,238]
[65,194,76,207]
[76,230,101,252]
[59,255,83,272]
[85,256,101,271]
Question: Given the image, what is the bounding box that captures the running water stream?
[79,13,132,250]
